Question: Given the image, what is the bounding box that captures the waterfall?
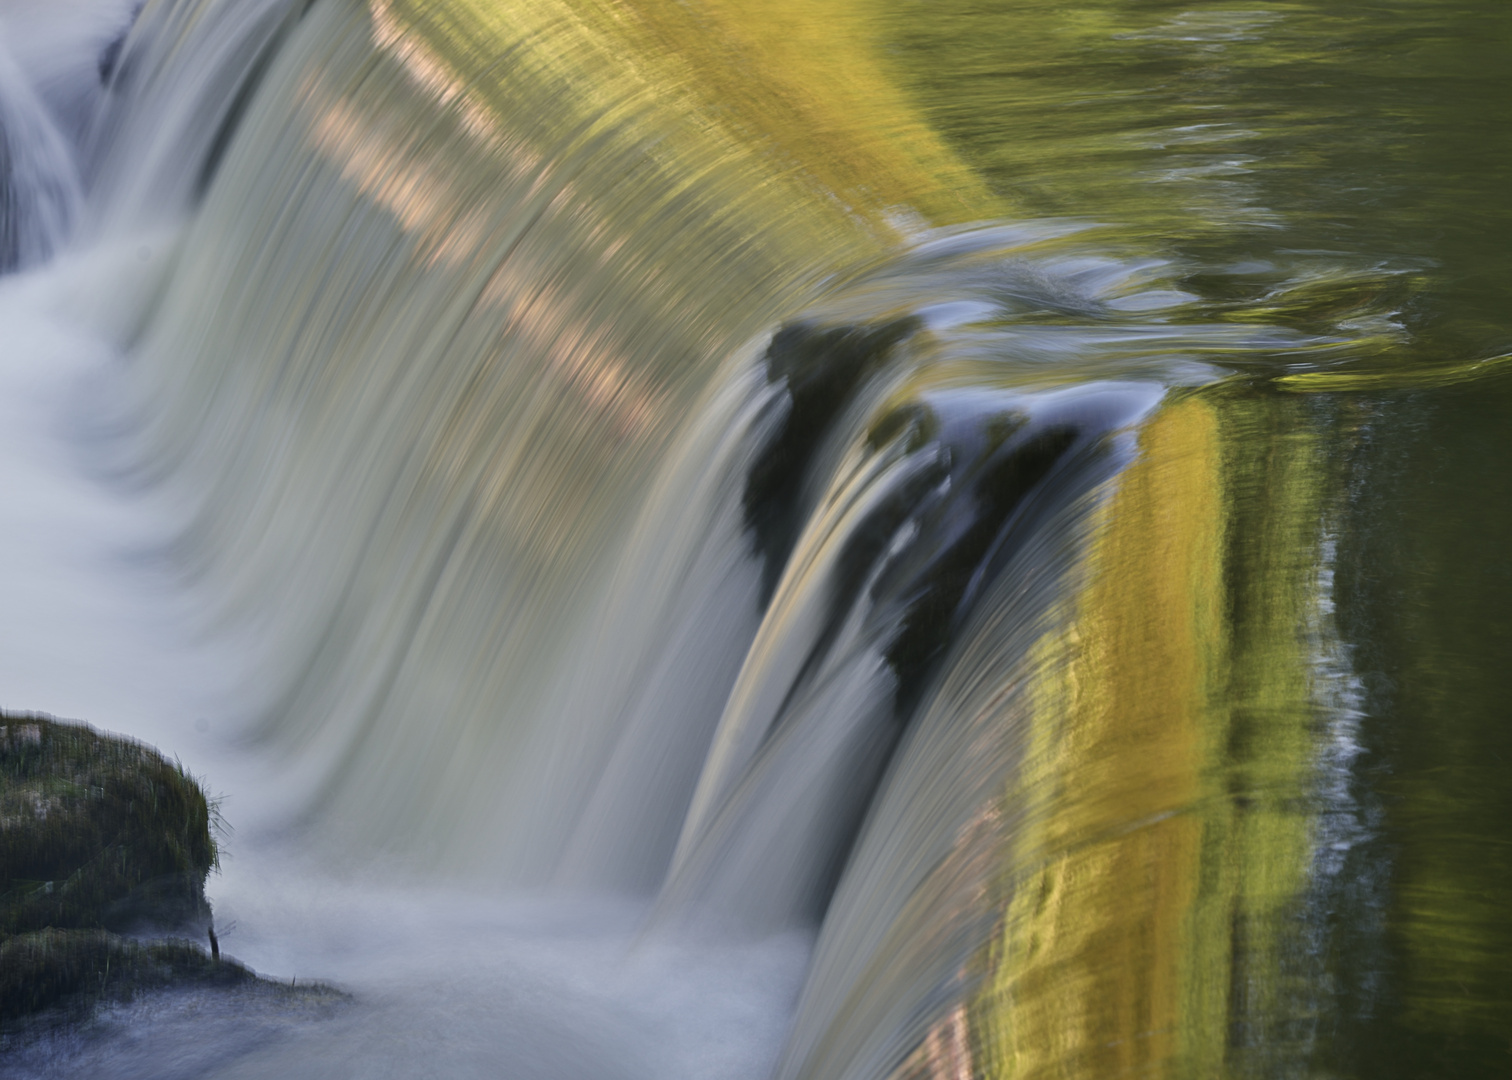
[82,0,311,234]
[4,0,1511,1076]
[0,29,81,269]
[112,0,878,885]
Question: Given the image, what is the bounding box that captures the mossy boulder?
[0,714,227,1026]
[1,714,216,938]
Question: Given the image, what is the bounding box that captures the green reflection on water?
[950,379,1512,1079]
[880,0,1512,371]
[1331,376,1512,1075]
[851,4,1512,1074]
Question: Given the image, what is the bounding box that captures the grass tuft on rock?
[1,714,216,940]
[0,713,237,1026]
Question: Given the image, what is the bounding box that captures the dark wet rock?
[0,929,253,1027]
[1,715,216,941]
[1,133,18,273]
[745,317,923,602]
[97,32,127,85]
[98,3,146,85]
[881,420,1082,714]
[0,714,236,1026]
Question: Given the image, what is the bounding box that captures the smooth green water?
[885,0,1512,373]
[1330,378,1512,1075]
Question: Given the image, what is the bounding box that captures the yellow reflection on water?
[628,0,1001,223]
[969,393,1332,1079]
[374,0,1000,238]
[980,398,1225,1079]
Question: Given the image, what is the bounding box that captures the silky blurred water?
[0,0,1509,1077]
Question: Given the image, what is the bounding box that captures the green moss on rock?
[1,713,232,1025]
[1,714,216,939]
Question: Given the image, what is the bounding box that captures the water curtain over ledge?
[2,0,1508,1074]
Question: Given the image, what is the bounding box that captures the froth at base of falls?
[4,0,1512,1076]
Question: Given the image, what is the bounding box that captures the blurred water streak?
[0,0,1509,1076]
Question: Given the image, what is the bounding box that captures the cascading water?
[0,31,79,269]
[2,0,1511,1077]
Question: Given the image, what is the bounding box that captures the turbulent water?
[1,0,1509,1077]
